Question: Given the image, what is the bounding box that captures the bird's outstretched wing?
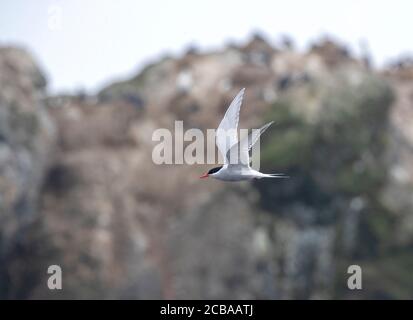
[216,88,245,164]
[226,121,274,167]
[247,121,274,151]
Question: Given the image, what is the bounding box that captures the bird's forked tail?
[258,173,289,179]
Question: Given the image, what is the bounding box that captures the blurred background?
[1,0,413,299]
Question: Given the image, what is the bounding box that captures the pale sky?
[1,0,412,94]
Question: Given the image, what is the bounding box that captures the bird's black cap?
[208,166,223,175]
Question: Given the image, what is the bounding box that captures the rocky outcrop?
[1,36,413,299]
[0,47,55,298]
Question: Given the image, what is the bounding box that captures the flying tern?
[200,88,288,181]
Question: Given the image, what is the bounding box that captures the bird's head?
[200,166,223,179]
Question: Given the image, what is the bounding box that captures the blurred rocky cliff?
[1,35,413,299]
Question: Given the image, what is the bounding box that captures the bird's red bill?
[199,173,209,179]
